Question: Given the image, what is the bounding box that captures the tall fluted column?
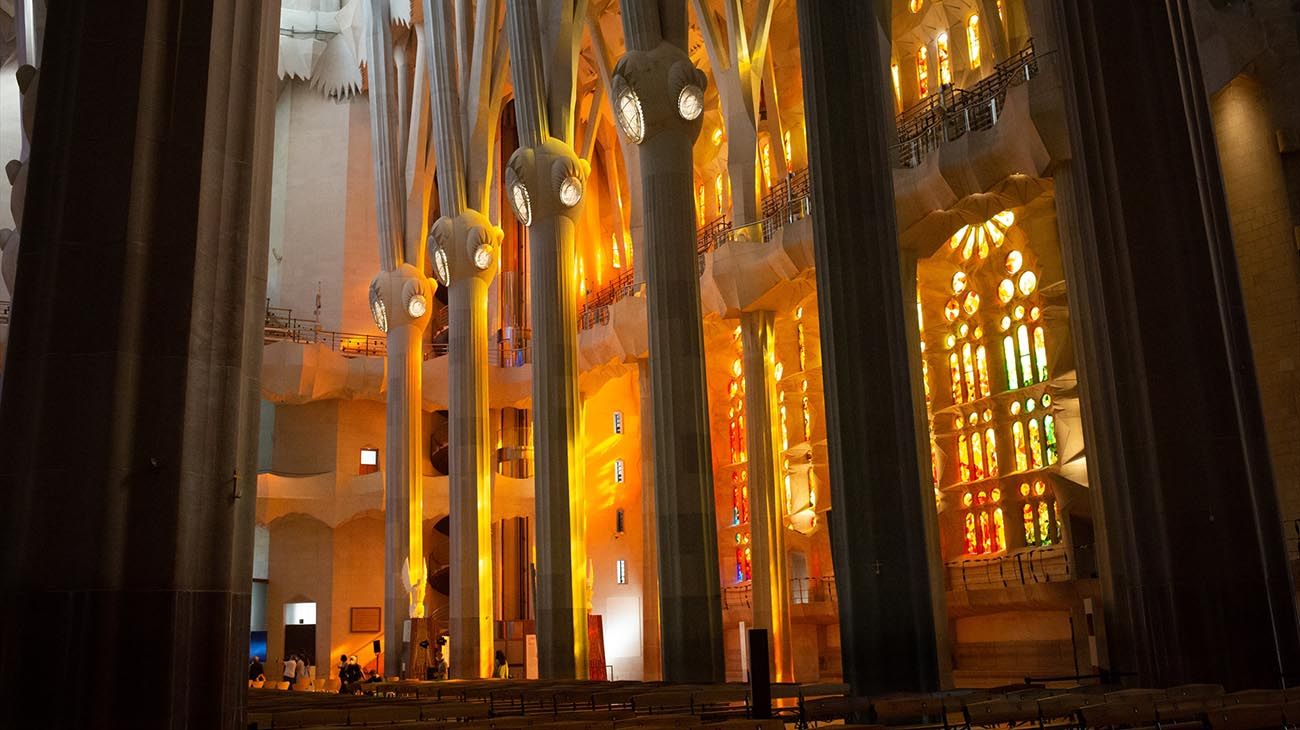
[366,0,433,675]
[504,0,590,679]
[796,0,940,695]
[740,311,792,681]
[423,0,501,680]
[1042,0,1300,687]
[444,258,496,679]
[614,0,724,682]
[637,358,662,679]
[0,1,278,726]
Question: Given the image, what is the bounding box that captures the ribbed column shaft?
[1042,0,1300,687]
[448,277,494,679]
[424,0,467,215]
[636,359,662,679]
[366,0,406,271]
[620,1,661,53]
[638,119,725,684]
[740,310,792,682]
[0,1,277,725]
[796,0,940,695]
[504,0,549,147]
[384,322,425,677]
[529,214,589,679]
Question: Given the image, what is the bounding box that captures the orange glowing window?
[891,60,902,106]
[783,130,792,166]
[958,433,971,482]
[984,428,999,476]
[761,142,773,190]
[714,174,724,216]
[1012,421,1028,472]
[937,34,952,85]
[916,46,930,97]
[967,15,982,69]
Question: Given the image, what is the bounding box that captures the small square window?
[360,448,379,475]
[616,559,627,585]
[613,411,624,435]
[614,459,625,484]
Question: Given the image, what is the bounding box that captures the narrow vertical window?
[1012,422,1028,472]
[916,46,930,97]
[1017,324,1034,385]
[613,411,624,435]
[992,507,1005,552]
[1002,336,1019,390]
[1033,326,1049,382]
[616,559,627,585]
[949,352,964,402]
[615,508,625,535]
[714,174,724,216]
[962,342,977,403]
[1028,418,1043,470]
[761,142,773,190]
[975,345,991,398]
[984,428,999,476]
[937,34,953,85]
[1044,414,1058,465]
[958,433,972,482]
[614,459,625,484]
[891,59,902,109]
[967,15,982,69]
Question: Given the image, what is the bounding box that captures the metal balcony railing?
[946,543,1074,592]
[262,302,530,366]
[577,167,813,332]
[892,40,1039,169]
[722,574,838,610]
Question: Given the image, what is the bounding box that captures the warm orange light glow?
[916,46,930,97]
[967,15,982,69]
[937,34,952,85]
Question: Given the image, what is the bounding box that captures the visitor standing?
[282,654,297,684]
[295,654,307,687]
[494,650,509,679]
[249,656,265,682]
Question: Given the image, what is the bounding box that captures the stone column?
[740,311,793,681]
[637,358,662,680]
[0,1,278,726]
[614,0,725,682]
[795,0,941,695]
[504,0,589,679]
[423,0,500,680]
[366,0,433,675]
[1044,0,1300,687]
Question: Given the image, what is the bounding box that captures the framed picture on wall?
[351,607,381,633]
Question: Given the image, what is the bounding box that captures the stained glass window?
[958,434,971,482]
[917,46,930,97]
[1003,336,1019,389]
[985,428,999,476]
[1028,419,1043,470]
[937,34,953,85]
[1012,421,1028,472]
[967,15,982,69]
[1034,326,1049,382]
[1044,414,1059,465]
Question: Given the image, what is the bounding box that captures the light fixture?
[433,247,450,286]
[614,80,645,144]
[677,84,704,120]
[406,293,427,318]
[559,175,583,207]
[368,285,388,333]
[473,242,493,271]
[509,181,532,227]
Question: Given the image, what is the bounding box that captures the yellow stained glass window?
[1028,418,1043,470]
[1044,414,1058,465]
[917,46,930,97]
[1012,421,1028,472]
[891,60,902,107]
[1034,326,1049,382]
[783,130,792,167]
[971,430,985,481]
[949,353,963,402]
[965,512,978,554]
[937,34,953,85]
[967,15,982,69]
[801,396,812,441]
[962,342,976,403]
[985,428,999,476]
[761,143,773,190]
[797,323,807,370]
[1038,502,1052,545]
[958,434,971,482]
[975,345,991,398]
[1017,324,1034,385]
[1003,336,1019,389]
[993,507,1005,551]
[1023,503,1036,544]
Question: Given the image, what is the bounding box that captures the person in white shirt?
[295,655,307,686]
[282,655,297,684]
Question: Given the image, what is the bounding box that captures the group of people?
[337,654,382,694]
[246,638,511,693]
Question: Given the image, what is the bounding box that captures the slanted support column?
[614,0,724,683]
[504,0,590,680]
[740,311,792,681]
[795,0,941,695]
[1045,0,1300,687]
[0,0,278,725]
